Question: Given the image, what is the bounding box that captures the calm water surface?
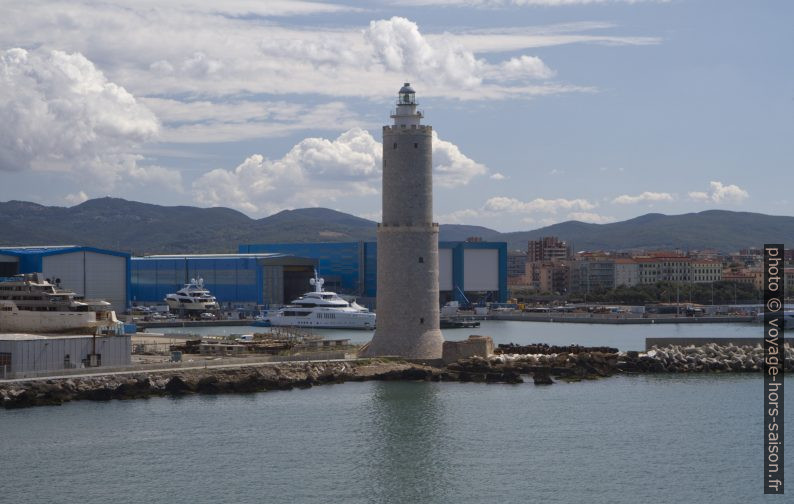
[148,320,760,350]
[1,375,789,504]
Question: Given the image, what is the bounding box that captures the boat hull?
[0,311,99,334]
[165,299,219,311]
[266,311,375,330]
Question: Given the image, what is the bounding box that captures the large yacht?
[0,273,119,334]
[264,273,375,330]
[164,278,220,312]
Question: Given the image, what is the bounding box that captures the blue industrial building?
[130,254,318,307]
[239,241,508,304]
[0,246,131,311]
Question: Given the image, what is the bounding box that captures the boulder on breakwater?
[0,360,444,409]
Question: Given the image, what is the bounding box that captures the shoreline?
[490,313,755,324]
[2,342,790,409]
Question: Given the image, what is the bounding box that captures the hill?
[0,198,791,254]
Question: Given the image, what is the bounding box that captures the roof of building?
[135,253,292,260]
[0,333,103,341]
[0,245,130,259]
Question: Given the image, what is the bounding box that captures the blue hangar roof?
[0,245,130,259]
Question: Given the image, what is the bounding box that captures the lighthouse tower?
[363,83,443,359]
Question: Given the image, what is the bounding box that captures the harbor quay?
[490,312,756,324]
[2,335,791,409]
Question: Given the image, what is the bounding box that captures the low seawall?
[2,341,791,409]
[645,337,763,351]
[136,320,254,329]
[491,313,755,324]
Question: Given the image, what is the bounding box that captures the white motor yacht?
[164,278,220,312]
[264,273,375,330]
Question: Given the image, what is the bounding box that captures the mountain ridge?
[0,198,791,254]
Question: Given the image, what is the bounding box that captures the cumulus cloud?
[566,211,615,224]
[688,181,748,204]
[193,128,382,214]
[364,17,554,89]
[1,1,610,102]
[432,131,488,187]
[192,128,487,214]
[611,191,674,205]
[436,208,482,224]
[402,0,666,6]
[0,47,175,189]
[483,196,596,214]
[490,172,506,180]
[64,191,89,205]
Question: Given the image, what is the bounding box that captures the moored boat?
[0,273,119,334]
[264,273,375,330]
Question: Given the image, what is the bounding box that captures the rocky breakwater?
[618,342,793,374]
[0,360,445,409]
[447,342,794,385]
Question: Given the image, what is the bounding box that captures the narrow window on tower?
[418,257,424,263]
[393,143,397,149]
[414,143,418,148]
[420,317,424,324]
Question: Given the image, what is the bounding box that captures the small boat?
[440,317,481,329]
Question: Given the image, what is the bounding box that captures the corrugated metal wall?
[42,252,127,311]
[0,336,131,374]
[130,258,260,305]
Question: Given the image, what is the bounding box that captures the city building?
[131,253,317,308]
[240,241,508,305]
[526,261,570,293]
[0,246,130,312]
[568,257,616,293]
[614,258,639,287]
[507,251,527,284]
[691,259,723,284]
[635,254,691,284]
[527,236,571,262]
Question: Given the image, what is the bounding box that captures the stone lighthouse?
[363,83,443,359]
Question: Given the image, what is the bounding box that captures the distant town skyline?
[1,1,791,231]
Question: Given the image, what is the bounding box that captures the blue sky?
[0,1,791,231]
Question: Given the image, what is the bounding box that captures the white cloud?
[142,98,369,143]
[483,196,597,214]
[566,211,615,224]
[364,17,555,90]
[611,191,674,205]
[64,191,89,205]
[432,131,488,187]
[490,172,506,180]
[192,128,487,214]
[688,181,749,204]
[401,0,667,6]
[437,208,481,224]
[487,55,555,80]
[0,2,612,101]
[0,48,176,191]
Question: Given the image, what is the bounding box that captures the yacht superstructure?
[0,273,119,334]
[164,278,220,312]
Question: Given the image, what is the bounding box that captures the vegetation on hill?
[0,198,791,254]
